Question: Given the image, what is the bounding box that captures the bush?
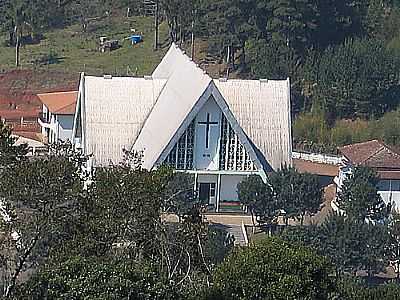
[211,237,334,300]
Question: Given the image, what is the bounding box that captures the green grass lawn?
[0,16,168,77]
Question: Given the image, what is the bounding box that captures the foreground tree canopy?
[210,237,334,300]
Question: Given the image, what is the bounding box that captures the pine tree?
[337,166,388,222]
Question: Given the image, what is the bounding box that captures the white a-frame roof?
[74,43,292,170]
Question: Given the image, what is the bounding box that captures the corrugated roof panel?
[83,76,166,165]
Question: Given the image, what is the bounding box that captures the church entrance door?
[199,183,211,204]
[198,182,216,208]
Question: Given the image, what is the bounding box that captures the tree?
[13,161,233,298]
[0,145,84,298]
[336,166,388,222]
[389,213,400,280]
[237,175,277,228]
[211,237,334,300]
[270,166,323,225]
[309,38,400,120]
[203,0,254,67]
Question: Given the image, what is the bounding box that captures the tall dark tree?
[336,166,388,222]
[0,145,84,298]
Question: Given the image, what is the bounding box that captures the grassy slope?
[0,16,168,77]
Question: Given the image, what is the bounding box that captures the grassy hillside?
[0,16,168,77]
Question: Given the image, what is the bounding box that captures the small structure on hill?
[37,91,77,144]
[333,140,400,211]
[99,36,119,52]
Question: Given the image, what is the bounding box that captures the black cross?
[198,113,218,149]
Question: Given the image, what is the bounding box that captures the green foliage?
[270,166,323,224]
[280,213,392,277]
[12,163,233,299]
[337,166,388,222]
[293,109,400,151]
[245,38,298,80]
[334,276,400,299]
[237,175,276,225]
[0,120,28,166]
[212,237,334,300]
[0,144,84,298]
[237,169,323,227]
[308,38,400,119]
[293,112,330,145]
[19,258,181,300]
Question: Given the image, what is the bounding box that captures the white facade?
[39,104,74,144]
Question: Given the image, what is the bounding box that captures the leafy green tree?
[0,147,84,298]
[336,166,388,222]
[211,237,334,300]
[203,0,254,66]
[237,175,277,227]
[270,166,323,225]
[14,162,233,299]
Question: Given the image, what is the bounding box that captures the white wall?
[194,97,221,171]
[220,175,246,202]
[56,115,74,141]
[378,179,400,211]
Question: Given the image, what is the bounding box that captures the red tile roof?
[339,140,400,169]
[37,91,77,115]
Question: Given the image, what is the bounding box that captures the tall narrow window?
[165,120,195,170]
[218,114,256,171]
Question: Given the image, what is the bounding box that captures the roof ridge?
[340,139,380,150]
[382,143,400,159]
[362,145,385,164]
[173,43,211,79]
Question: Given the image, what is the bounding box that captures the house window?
[378,180,390,192]
[210,183,216,197]
[392,180,400,192]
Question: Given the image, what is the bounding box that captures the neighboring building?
[333,140,400,211]
[72,44,292,211]
[37,91,77,144]
[12,134,47,156]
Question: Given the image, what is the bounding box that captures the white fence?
[292,151,342,165]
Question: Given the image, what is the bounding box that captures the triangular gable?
[153,81,268,180]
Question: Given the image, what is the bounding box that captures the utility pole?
[15,25,20,67]
[191,19,195,60]
[154,0,159,51]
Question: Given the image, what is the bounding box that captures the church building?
[72,44,292,211]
